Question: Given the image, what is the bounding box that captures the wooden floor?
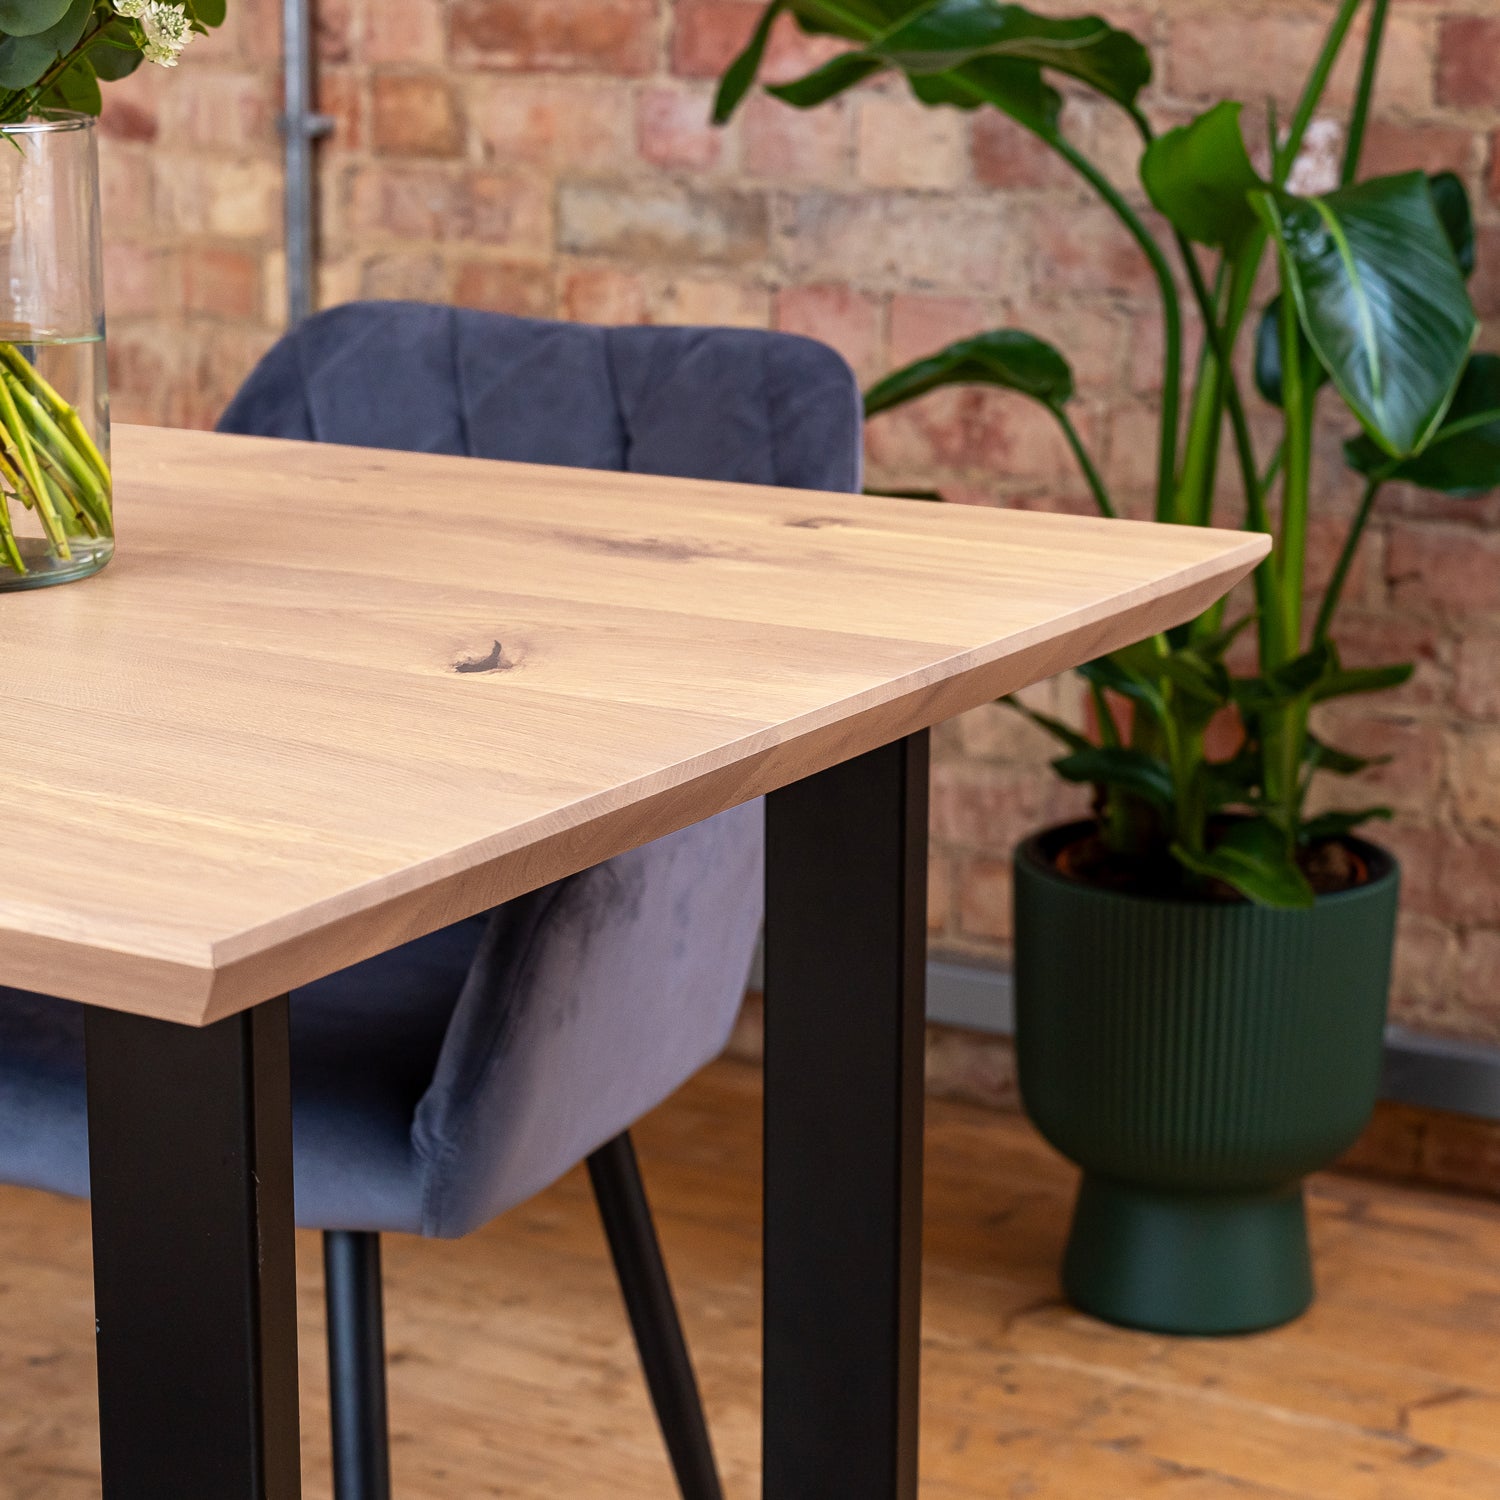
[2,1060,1500,1498]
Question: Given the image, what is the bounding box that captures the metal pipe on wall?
[280,0,331,327]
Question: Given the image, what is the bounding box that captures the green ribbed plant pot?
[1014,822,1399,1336]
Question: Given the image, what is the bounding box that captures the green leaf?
[1346,352,1500,499]
[1053,746,1175,810]
[1303,733,1386,777]
[863,329,1073,417]
[768,51,885,107]
[1173,819,1315,908]
[1077,650,1166,715]
[0,0,92,90]
[1252,292,1327,409]
[1429,170,1474,278]
[1254,173,1478,459]
[850,0,1150,106]
[1000,694,1092,755]
[1141,102,1263,254]
[769,0,1148,125]
[89,19,144,81]
[40,50,98,113]
[1299,806,1392,844]
[713,0,786,122]
[185,0,227,26]
[0,0,72,36]
[1309,660,1413,703]
[1189,611,1253,660]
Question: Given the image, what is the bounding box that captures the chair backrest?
[218,300,863,493]
[217,302,865,1237]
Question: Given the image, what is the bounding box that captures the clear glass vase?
[0,112,112,591]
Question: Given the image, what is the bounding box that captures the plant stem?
[1051,404,1115,518]
[0,376,68,556]
[1049,133,1182,523]
[1342,0,1388,184]
[1277,274,1312,656]
[1312,478,1382,645]
[1274,0,1367,185]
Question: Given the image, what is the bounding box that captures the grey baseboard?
[748,944,1500,1124]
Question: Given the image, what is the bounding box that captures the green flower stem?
[1274,0,1366,185]
[0,488,22,573]
[0,376,68,558]
[1312,478,1382,646]
[1342,0,1388,184]
[8,377,109,529]
[0,343,110,495]
[1050,404,1115,519]
[1050,132,1182,524]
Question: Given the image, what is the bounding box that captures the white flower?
[139,1,193,67]
[112,0,148,15]
[1286,118,1344,199]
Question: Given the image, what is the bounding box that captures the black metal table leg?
[85,996,302,1499]
[763,731,928,1500]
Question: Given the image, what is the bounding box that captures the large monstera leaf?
[716,0,1148,137]
[1255,172,1477,459]
[1346,352,1500,498]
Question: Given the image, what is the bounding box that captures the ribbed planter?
[1013,821,1399,1335]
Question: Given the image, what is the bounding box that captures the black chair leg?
[324,1229,393,1500]
[588,1132,725,1500]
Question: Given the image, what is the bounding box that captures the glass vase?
[0,112,112,591]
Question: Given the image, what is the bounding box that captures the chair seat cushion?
[0,915,489,1230]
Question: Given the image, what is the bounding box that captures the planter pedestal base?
[1064,1175,1313,1335]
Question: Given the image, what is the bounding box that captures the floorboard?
[0,1058,1497,1497]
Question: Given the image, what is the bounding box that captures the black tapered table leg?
[85,996,302,1500]
[763,731,928,1500]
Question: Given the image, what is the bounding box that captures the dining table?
[0,423,1266,1498]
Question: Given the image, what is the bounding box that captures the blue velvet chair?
[0,303,863,1499]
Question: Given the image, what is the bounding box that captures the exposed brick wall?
[97,0,1500,1049]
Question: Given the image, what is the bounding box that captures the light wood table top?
[0,425,1266,1023]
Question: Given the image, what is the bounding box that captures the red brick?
[1359,121,1475,179]
[888,294,987,369]
[557,182,768,264]
[740,94,851,183]
[972,112,1074,190]
[454,260,554,317]
[317,69,367,152]
[1032,201,1160,301]
[656,277,769,327]
[372,74,463,158]
[1336,611,1447,712]
[183,247,262,321]
[99,96,158,145]
[858,96,965,190]
[1388,523,1500,616]
[1468,226,1500,318]
[452,0,659,75]
[1437,16,1500,109]
[360,0,446,65]
[560,266,648,324]
[773,284,879,381]
[637,87,723,171]
[780,193,1028,294]
[103,243,177,319]
[1309,711,1445,815]
[471,80,634,172]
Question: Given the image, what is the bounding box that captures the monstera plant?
[718,0,1496,1336]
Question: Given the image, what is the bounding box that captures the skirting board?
[747,947,1500,1123]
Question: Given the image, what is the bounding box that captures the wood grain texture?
[0,1060,1498,1498]
[0,425,1267,1022]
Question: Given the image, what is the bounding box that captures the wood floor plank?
[0,1058,1497,1497]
